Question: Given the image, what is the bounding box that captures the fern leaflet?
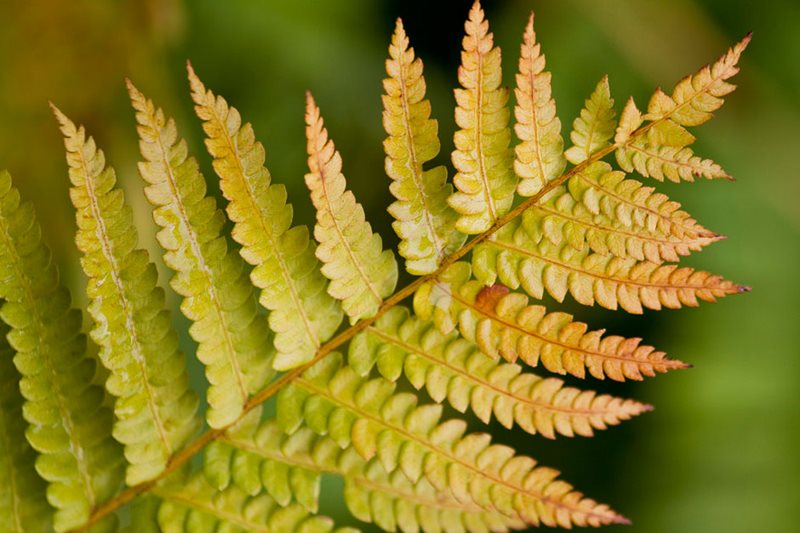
[154,470,350,533]
[564,76,616,165]
[188,66,343,371]
[0,322,52,532]
[128,80,275,429]
[53,108,200,486]
[448,2,516,233]
[305,94,399,323]
[0,170,124,531]
[513,13,566,196]
[383,20,465,275]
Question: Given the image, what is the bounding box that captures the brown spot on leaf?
[474,283,509,314]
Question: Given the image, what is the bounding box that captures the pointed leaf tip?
[48,101,66,123]
[305,91,316,110]
[49,103,78,137]
[392,17,409,49]
[740,31,753,48]
[125,77,142,100]
[468,0,485,24]
[186,62,205,96]
[186,60,197,80]
[527,11,535,32]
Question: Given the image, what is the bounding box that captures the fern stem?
[75,129,631,532]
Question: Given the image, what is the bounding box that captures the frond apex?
[392,17,407,42]
[49,101,73,132]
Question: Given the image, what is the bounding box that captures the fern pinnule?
[188,65,343,371]
[153,469,349,533]
[304,93,399,323]
[52,107,201,486]
[127,80,274,429]
[383,19,465,275]
[279,353,629,528]
[448,1,516,234]
[513,13,566,197]
[350,307,651,438]
[415,262,689,381]
[0,323,52,532]
[564,76,616,165]
[204,416,324,510]
[0,170,124,531]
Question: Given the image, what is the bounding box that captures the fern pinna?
[0,3,750,532]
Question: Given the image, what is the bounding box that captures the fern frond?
[188,66,343,370]
[278,353,629,528]
[154,470,349,533]
[305,94,399,323]
[382,20,465,275]
[643,34,751,127]
[0,170,123,531]
[0,323,52,532]
[609,35,750,183]
[53,108,200,486]
[513,13,566,197]
[564,77,616,165]
[415,262,689,381]
[207,415,525,532]
[350,307,651,438]
[473,219,745,314]
[448,1,516,234]
[127,81,275,428]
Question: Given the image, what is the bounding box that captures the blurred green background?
[1,0,797,531]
